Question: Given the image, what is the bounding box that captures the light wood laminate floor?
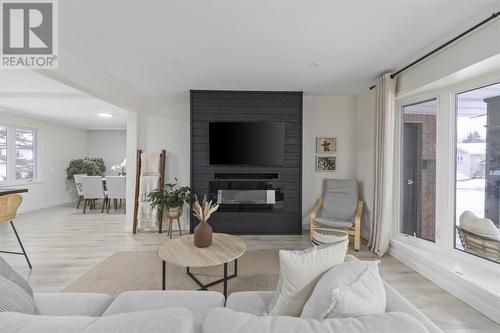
[0,203,498,332]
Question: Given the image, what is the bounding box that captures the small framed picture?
[316,137,336,153]
[316,156,336,172]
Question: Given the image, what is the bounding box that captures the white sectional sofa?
[0,284,442,333]
[1,255,442,333]
[33,290,225,332]
[1,290,225,333]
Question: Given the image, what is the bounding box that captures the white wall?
[0,111,87,212]
[133,98,191,231]
[302,96,355,227]
[353,90,376,240]
[125,111,138,232]
[126,95,357,231]
[87,129,126,175]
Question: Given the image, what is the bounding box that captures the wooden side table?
[158,233,246,297]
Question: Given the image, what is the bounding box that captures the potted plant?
[111,159,127,176]
[147,179,191,221]
[66,157,106,180]
[192,195,219,248]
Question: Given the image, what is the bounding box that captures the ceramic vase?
[194,219,212,248]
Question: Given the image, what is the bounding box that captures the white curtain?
[368,73,396,256]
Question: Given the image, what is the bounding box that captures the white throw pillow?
[267,240,348,317]
[301,260,386,319]
[203,307,429,333]
[459,211,500,240]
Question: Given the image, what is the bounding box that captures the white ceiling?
[0,71,127,129]
[1,1,498,127]
[59,0,500,96]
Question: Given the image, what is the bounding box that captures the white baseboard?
[390,239,500,324]
[17,199,74,214]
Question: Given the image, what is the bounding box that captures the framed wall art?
[316,137,336,153]
[316,155,336,172]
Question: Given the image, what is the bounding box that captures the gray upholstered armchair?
[310,179,363,250]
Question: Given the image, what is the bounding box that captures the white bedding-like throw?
[140,152,161,176]
[203,307,429,333]
[137,175,160,230]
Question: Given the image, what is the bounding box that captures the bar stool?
[0,194,32,269]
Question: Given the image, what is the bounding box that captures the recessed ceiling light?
[98,113,113,118]
[169,60,183,66]
[308,62,319,68]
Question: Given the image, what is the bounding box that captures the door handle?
[407,179,413,185]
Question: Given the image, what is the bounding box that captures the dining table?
[0,188,28,197]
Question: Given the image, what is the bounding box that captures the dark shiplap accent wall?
[190,90,303,234]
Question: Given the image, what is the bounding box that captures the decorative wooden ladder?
[132,149,166,234]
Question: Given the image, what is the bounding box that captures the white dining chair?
[81,176,107,213]
[105,176,126,213]
[73,174,87,209]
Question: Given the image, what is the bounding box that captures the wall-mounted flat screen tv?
[209,122,285,166]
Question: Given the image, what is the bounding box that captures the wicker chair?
[456,226,500,262]
[0,194,32,269]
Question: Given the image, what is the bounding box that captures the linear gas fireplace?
[209,179,284,212]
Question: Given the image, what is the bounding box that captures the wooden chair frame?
[310,197,363,251]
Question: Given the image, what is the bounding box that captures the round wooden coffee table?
[158,233,246,297]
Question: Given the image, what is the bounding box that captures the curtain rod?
[369,10,500,90]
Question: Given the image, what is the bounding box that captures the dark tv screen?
[209,122,285,166]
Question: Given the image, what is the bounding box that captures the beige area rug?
[63,250,279,297]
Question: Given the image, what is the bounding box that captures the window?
[0,126,6,181]
[0,125,38,182]
[400,99,437,242]
[15,128,36,180]
[455,82,500,264]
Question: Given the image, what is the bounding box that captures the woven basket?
[456,226,500,262]
[312,228,348,246]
